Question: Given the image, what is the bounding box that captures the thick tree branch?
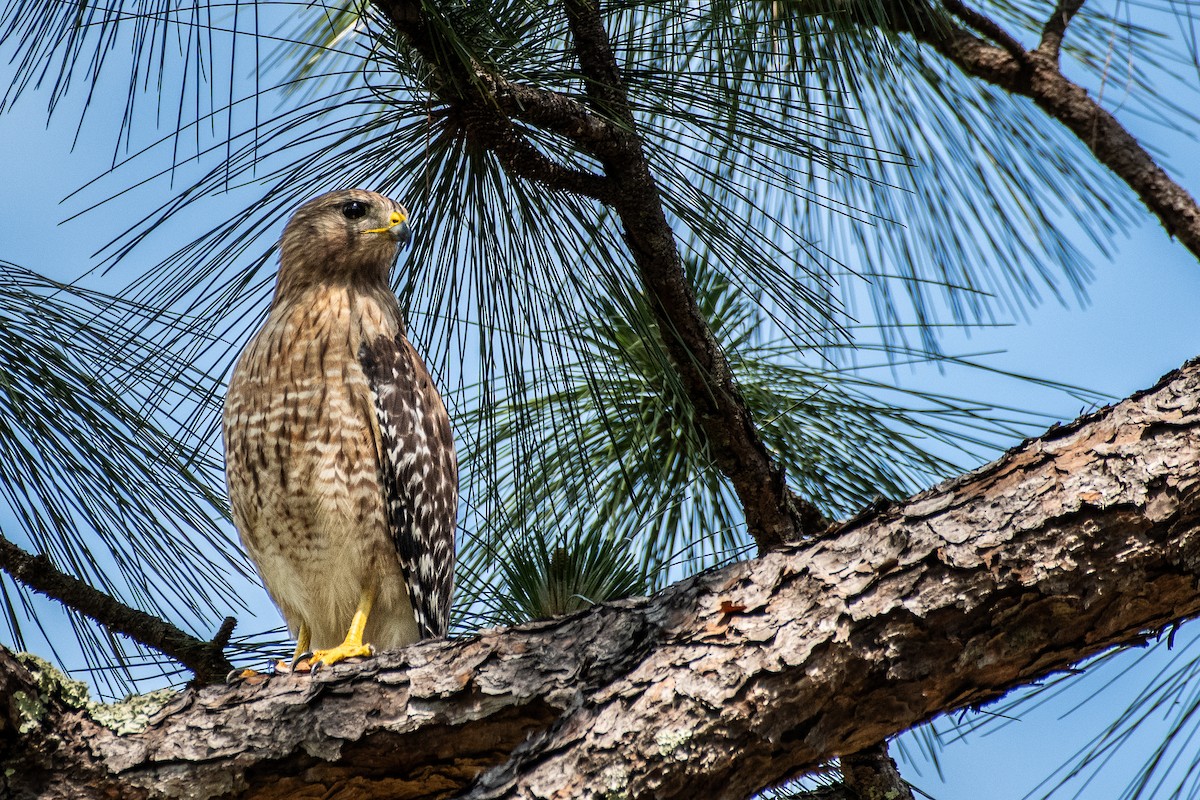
[0,534,234,685]
[879,1,1200,261]
[7,356,1200,799]
[1,649,139,799]
[463,363,1200,799]
[372,0,826,548]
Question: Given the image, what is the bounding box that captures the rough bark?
[6,356,1200,800]
[840,743,914,800]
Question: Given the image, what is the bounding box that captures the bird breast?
[223,285,412,647]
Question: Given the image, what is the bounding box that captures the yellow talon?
[310,640,374,669]
[274,623,313,674]
[310,587,377,670]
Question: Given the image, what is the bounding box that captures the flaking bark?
[5,356,1200,800]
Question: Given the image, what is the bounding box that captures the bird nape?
[223,189,458,673]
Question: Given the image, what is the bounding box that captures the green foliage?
[455,256,1097,610]
[470,525,647,626]
[0,262,247,694]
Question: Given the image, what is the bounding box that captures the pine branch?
[6,354,1200,798]
[1037,0,1087,62]
[868,0,1200,262]
[370,0,612,201]
[371,0,829,548]
[558,0,827,549]
[0,534,234,685]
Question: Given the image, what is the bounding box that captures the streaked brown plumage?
[223,189,457,668]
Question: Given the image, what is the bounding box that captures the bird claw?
[309,642,375,672]
[287,651,314,673]
[226,668,270,686]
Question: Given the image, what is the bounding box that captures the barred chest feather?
[222,284,422,650]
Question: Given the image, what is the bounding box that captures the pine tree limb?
[6,356,1200,799]
[0,535,233,685]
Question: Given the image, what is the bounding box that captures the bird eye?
[341,200,368,220]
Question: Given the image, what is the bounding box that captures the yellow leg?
[270,623,313,674]
[288,623,312,671]
[310,587,377,669]
[233,623,318,680]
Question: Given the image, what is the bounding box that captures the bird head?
[277,189,412,296]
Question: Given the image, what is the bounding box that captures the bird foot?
[309,642,375,671]
[273,654,313,674]
[226,668,270,686]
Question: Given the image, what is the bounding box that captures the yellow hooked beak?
[364,210,412,248]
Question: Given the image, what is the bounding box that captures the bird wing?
[359,333,458,639]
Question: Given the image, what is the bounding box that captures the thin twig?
[1038,0,1087,61]
[489,73,624,152]
[879,3,1200,263]
[942,0,1029,66]
[0,533,234,684]
[463,109,614,201]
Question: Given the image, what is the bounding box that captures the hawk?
[223,189,457,670]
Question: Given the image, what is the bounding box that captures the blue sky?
[2,6,1200,799]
